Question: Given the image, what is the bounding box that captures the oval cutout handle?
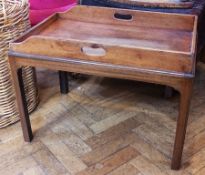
[81,46,106,57]
[114,12,133,21]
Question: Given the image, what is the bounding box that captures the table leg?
[9,59,33,142]
[17,68,33,142]
[171,79,193,170]
[59,71,69,94]
[164,86,174,98]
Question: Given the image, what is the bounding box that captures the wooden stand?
[8,6,197,170]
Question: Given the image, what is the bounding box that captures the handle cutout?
[81,46,106,57]
[114,12,133,21]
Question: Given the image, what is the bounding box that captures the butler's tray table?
[8,5,197,170]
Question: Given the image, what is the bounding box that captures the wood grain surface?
[11,5,197,74]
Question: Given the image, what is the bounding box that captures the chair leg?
[17,68,33,142]
[171,79,193,170]
[59,71,69,94]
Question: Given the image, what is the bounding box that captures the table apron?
[9,51,194,92]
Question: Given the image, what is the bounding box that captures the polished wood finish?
[12,6,197,73]
[8,6,197,170]
[172,79,193,170]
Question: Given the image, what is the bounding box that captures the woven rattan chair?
[0,0,38,128]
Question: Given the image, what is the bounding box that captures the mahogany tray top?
[8,6,197,170]
[11,6,197,76]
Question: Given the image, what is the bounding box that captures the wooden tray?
[11,5,197,75]
[110,0,194,8]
